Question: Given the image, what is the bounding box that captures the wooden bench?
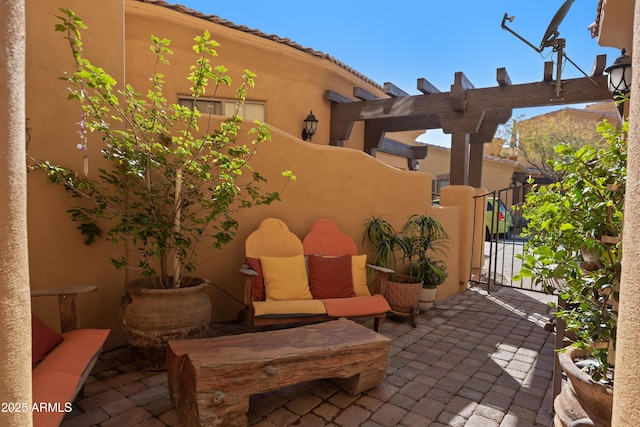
[31,286,110,427]
[242,218,392,333]
[167,318,390,427]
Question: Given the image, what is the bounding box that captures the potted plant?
[401,215,449,311]
[363,214,449,324]
[30,10,293,369]
[516,120,626,426]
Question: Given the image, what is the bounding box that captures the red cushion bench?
[31,286,109,427]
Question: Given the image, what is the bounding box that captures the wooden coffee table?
[167,318,391,427]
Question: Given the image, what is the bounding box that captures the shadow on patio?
[61,285,555,427]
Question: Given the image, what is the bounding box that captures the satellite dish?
[501,0,595,98]
[540,0,575,50]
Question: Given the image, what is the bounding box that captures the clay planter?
[384,275,422,327]
[418,286,437,312]
[120,277,212,370]
[554,346,613,427]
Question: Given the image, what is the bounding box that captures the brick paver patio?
[61,284,556,427]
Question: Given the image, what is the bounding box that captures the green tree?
[30,9,294,288]
[495,111,606,181]
[516,121,626,381]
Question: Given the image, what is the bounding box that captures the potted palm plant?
[30,10,293,369]
[516,120,626,426]
[363,214,449,325]
[401,215,449,311]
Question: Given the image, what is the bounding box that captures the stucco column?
[612,2,640,425]
[0,1,32,425]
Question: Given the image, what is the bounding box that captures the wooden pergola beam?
[375,138,428,160]
[450,72,474,112]
[330,74,609,141]
[497,68,512,87]
[383,82,409,98]
[417,78,441,94]
[353,87,379,101]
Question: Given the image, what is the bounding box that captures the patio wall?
[24,0,477,349]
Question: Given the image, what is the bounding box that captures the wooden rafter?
[327,57,612,186]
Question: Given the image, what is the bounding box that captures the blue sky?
[178,0,619,146]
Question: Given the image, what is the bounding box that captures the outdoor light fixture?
[302,111,318,142]
[605,49,632,95]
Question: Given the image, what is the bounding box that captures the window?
[177,97,265,122]
[432,173,450,194]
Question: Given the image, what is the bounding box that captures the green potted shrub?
[30,10,293,369]
[516,120,626,426]
[402,215,449,311]
[363,214,449,324]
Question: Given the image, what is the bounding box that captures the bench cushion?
[253,300,327,317]
[322,295,391,317]
[32,328,109,427]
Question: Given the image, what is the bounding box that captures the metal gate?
[470,184,544,293]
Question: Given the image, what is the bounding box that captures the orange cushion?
[253,300,327,317]
[308,255,356,299]
[261,255,312,301]
[32,314,64,368]
[246,218,303,258]
[246,257,265,301]
[32,328,109,426]
[322,294,391,317]
[302,219,357,256]
[32,371,78,426]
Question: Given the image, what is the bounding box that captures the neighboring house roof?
[137,0,383,90]
[590,0,603,38]
[421,143,521,168]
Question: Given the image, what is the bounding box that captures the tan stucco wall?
[124,1,391,152]
[0,1,32,424]
[26,0,127,348]
[23,0,479,349]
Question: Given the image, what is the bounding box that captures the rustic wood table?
[167,318,391,427]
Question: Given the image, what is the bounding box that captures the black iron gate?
[470,184,544,293]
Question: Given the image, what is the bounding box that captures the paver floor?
[61,284,556,426]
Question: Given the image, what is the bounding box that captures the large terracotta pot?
[120,277,212,370]
[384,275,422,313]
[554,346,613,427]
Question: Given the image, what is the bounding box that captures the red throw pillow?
[308,255,356,299]
[32,314,64,368]
[246,257,265,301]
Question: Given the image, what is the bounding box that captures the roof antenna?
[501,0,597,99]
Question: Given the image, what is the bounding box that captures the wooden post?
[450,133,470,185]
[468,143,484,188]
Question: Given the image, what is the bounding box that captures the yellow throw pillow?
[352,254,371,296]
[260,255,312,301]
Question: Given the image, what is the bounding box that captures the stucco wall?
[26,0,127,348]
[24,0,479,348]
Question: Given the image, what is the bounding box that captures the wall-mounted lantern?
[605,49,632,95]
[301,111,318,142]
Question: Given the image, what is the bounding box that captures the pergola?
[327,56,614,187]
